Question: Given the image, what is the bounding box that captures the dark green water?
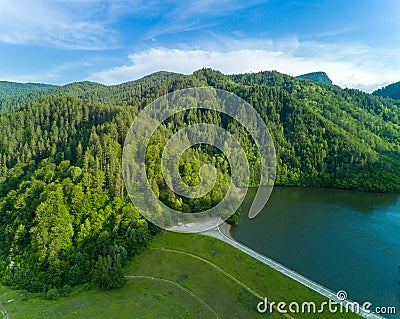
[232,187,400,317]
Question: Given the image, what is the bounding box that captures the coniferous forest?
[373,81,400,100]
[0,68,399,293]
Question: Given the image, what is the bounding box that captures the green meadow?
[1,231,360,318]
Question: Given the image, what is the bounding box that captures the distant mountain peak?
[372,81,400,100]
[0,81,56,100]
[296,71,333,85]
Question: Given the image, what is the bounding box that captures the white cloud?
[0,0,116,49]
[0,0,263,49]
[88,38,400,92]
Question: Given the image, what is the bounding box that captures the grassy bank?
[1,231,360,318]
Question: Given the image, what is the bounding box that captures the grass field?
[1,231,361,318]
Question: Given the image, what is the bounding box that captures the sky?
[0,0,400,92]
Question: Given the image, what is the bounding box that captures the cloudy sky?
[1,0,400,92]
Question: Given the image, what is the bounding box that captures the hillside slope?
[0,68,399,294]
[373,81,400,100]
[296,71,333,85]
[0,81,55,100]
[1,231,360,318]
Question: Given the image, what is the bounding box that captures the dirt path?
[151,247,295,319]
[125,275,220,318]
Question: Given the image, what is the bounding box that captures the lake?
[231,187,400,318]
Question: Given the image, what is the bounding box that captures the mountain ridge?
[373,81,400,100]
[1,68,399,191]
[0,81,56,99]
[296,71,333,85]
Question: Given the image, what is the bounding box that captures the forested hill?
[0,81,55,100]
[1,68,400,190]
[0,73,179,111]
[0,68,399,294]
[296,71,333,85]
[373,81,400,100]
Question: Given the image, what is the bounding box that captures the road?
[198,219,385,319]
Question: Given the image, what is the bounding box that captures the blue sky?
[0,0,400,92]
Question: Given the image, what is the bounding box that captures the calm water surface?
[231,187,400,317]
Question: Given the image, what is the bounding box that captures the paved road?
[199,219,385,319]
